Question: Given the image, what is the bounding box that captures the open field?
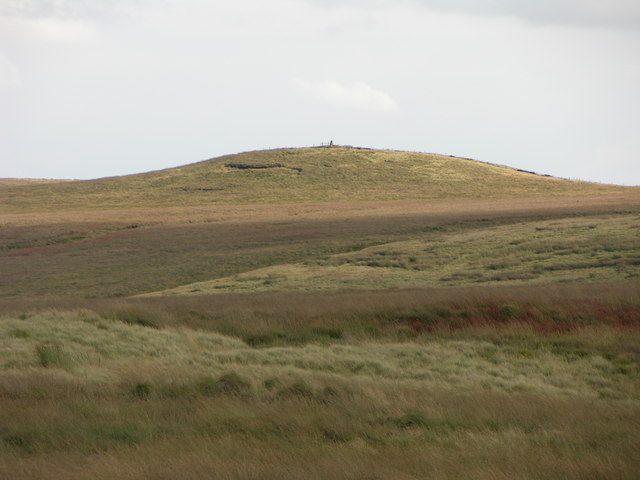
[1,147,639,478]
[148,213,640,295]
[2,193,639,299]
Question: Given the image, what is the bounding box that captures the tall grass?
[0,308,638,479]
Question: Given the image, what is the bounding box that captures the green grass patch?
[149,214,640,296]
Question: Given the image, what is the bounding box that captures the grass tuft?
[129,382,153,399]
[35,343,72,369]
[196,373,252,397]
[112,310,159,329]
[277,380,315,400]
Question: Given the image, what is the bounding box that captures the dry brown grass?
[2,193,639,298]
[1,147,635,213]
[2,193,639,227]
[2,147,639,478]
[1,391,638,480]
[0,308,638,479]
[2,280,638,342]
[0,178,73,187]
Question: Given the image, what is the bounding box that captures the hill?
[0,146,631,213]
[1,146,639,298]
[1,146,640,479]
[0,178,72,187]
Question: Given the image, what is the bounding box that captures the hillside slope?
[0,146,631,212]
[143,213,640,296]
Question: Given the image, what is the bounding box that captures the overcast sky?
[1,0,639,185]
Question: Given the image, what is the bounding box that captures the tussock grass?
[0,309,639,479]
[2,309,638,398]
[0,310,245,372]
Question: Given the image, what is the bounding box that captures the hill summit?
[0,146,628,212]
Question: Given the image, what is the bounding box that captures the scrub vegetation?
[1,146,639,478]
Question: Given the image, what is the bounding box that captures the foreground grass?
[1,307,639,479]
[2,310,637,398]
[3,389,638,480]
[2,389,638,480]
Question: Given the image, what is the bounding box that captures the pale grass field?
[1,311,636,398]
[147,213,640,295]
[1,310,638,479]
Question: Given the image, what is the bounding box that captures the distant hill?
[0,146,632,213]
[0,178,72,187]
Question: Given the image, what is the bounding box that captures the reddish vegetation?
[1,281,638,340]
[399,299,640,335]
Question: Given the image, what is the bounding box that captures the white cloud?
[0,0,136,20]
[420,0,640,29]
[0,52,21,88]
[311,0,640,29]
[625,63,640,80]
[1,0,639,184]
[293,79,398,112]
[23,17,97,42]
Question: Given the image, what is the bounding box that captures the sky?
[1,0,639,185]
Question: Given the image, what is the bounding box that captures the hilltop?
[0,146,631,213]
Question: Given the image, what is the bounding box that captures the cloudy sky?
[1,0,639,185]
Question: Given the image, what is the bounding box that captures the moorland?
[1,146,639,479]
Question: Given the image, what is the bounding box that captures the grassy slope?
[3,206,639,299]
[1,146,638,303]
[0,178,72,187]
[0,146,631,212]
[147,213,640,295]
[2,147,640,478]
